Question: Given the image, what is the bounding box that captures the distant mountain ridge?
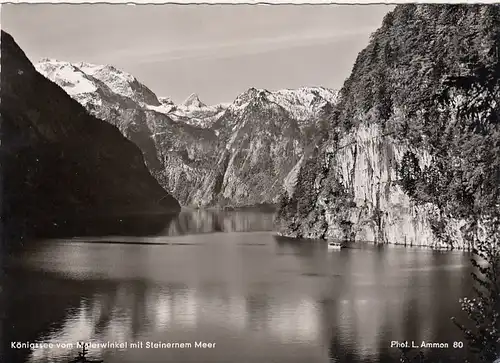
[35,58,338,209]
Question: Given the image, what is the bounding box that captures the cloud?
[108,27,374,64]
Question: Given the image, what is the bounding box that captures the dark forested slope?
[0,31,180,242]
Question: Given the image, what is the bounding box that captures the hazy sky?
[2,4,393,104]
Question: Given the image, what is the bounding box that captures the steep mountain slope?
[35,59,338,208]
[35,60,224,206]
[0,31,180,242]
[199,87,335,208]
[276,4,500,248]
[35,60,164,173]
[150,87,337,208]
[160,87,336,208]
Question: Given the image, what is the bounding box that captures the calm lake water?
[3,210,477,363]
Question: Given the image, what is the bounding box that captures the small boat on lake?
[327,241,343,250]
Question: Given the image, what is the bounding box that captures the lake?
[3,210,476,363]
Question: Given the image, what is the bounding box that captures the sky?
[1,4,393,104]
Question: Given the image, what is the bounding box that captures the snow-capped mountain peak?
[36,58,337,132]
[75,61,160,106]
[225,86,337,125]
[182,93,207,108]
[37,59,160,106]
[35,59,98,96]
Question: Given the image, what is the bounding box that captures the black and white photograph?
[1,3,499,363]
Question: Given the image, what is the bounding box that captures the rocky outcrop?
[0,31,180,241]
[276,4,500,248]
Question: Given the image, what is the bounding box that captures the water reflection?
[165,209,275,236]
[4,223,475,363]
[10,209,275,248]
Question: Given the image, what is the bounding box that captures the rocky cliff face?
[35,60,337,208]
[277,122,461,247]
[0,31,180,241]
[276,4,500,248]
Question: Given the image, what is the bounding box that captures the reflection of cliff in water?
[164,209,275,236]
[275,237,476,362]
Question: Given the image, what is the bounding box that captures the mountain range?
[35,59,338,209]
